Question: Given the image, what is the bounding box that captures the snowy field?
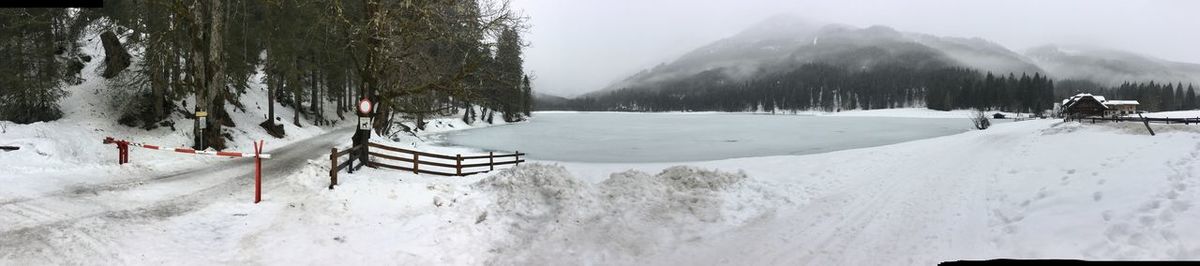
[3,31,1199,264]
[442,112,974,162]
[6,107,1200,264]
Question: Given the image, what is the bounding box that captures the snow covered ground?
[4,25,1199,265]
[1137,110,1200,119]
[9,108,1199,264]
[540,107,1025,119]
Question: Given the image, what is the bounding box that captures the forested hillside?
[0,0,533,150]
[549,62,1198,114]
[541,15,1199,114]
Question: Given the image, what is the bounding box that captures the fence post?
[489,152,494,171]
[515,150,520,166]
[456,154,462,176]
[254,140,263,204]
[329,148,338,190]
[117,141,123,165]
[413,153,419,174]
[1139,114,1156,136]
[120,141,129,165]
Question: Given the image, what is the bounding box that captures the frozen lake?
[441,112,974,163]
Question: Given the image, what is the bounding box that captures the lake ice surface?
[441,112,974,163]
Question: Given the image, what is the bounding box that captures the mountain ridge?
[585,14,1199,98]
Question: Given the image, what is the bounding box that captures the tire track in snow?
[0,128,354,264]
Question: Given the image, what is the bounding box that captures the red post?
[117,141,129,165]
[254,140,263,204]
[456,154,462,176]
[413,153,419,174]
[489,152,494,171]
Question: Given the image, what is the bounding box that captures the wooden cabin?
[1060,93,1139,118]
[1061,94,1107,117]
[1103,100,1139,117]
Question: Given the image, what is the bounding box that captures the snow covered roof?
[1104,100,1140,105]
[1062,93,1110,110]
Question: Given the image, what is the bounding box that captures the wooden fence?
[1067,115,1200,136]
[328,142,524,189]
[1072,116,1200,125]
[329,144,366,189]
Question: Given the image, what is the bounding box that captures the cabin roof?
[1063,93,1109,110]
[1104,100,1140,106]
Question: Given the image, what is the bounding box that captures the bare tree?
[970,109,991,130]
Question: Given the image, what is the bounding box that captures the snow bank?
[1043,120,1200,135]
[473,164,785,265]
[1137,110,1200,119]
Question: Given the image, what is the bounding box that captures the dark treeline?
[0,0,533,150]
[1107,81,1198,112]
[557,63,1055,114]
[549,63,1197,115]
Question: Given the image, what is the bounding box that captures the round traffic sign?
[357,99,373,116]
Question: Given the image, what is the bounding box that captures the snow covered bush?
[971,109,991,130]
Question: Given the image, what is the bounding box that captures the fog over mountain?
[512,0,1200,98]
[590,14,1197,97]
[1025,45,1200,87]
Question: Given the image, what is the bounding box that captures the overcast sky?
[509,0,1200,97]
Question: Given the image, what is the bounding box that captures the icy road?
[0,128,354,262]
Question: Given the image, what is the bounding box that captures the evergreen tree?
[0,9,82,123]
[1187,84,1197,110]
[494,26,526,122]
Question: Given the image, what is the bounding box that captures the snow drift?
[473,164,785,265]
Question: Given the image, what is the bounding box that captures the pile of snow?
[1136,110,1200,119]
[472,164,785,265]
[1043,120,1200,135]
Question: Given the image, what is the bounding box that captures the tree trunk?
[267,71,276,122]
[190,1,207,150]
[150,50,164,121]
[205,0,226,150]
[291,68,301,127]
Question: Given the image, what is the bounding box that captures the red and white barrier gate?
[102,137,271,204]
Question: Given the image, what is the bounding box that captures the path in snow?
[0,127,354,263]
[618,120,1200,264]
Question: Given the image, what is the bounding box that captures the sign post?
[353,98,374,169]
[195,111,208,149]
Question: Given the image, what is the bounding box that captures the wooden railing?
[1068,115,1200,136]
[329,144,366,189]
[328,141,524,189]
[1074,116,1200,125]
[367,142,524,176]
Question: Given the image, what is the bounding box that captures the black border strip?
[0,0,103,8]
